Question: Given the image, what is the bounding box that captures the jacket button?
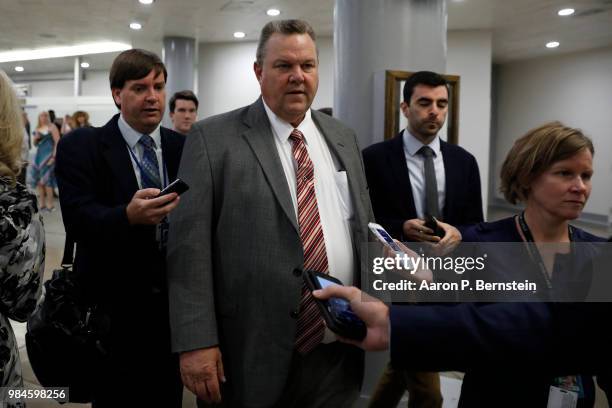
[292,268,302,277]
[290,310,299,319]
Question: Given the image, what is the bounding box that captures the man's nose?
[145,87,159,101]
[289,66,304,83]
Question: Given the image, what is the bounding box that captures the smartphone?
[303,270,366,341]
[156,178,189,198]
[424,215,446,239]
[368,222,405,254]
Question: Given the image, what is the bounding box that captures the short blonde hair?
[0,70,24,183]
[500,121,594,204]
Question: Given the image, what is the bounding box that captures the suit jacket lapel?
[241,98,299,234]
[440,140,454,220]
[311,110,366,220]
[100,114,139,202]
[160,128,183,182]
[388,133,417,218]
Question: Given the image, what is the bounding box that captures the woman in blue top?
[30,110,59,211]
[457,121,606,407]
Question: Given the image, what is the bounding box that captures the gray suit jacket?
[167,97,373,407]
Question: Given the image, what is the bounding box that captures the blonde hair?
[0,70,24,183]
[500,121,594,204]
[36,110,50,129]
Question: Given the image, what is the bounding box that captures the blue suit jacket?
[389,218,608,406]
[362,132,483,239]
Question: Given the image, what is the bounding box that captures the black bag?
[25,236,108,403]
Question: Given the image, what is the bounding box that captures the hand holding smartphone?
[368,222,405,254]
[303,270,366,341]
[424,215,446,239]
[156,178,189,198]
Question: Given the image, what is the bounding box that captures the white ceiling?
[1,0,611,76]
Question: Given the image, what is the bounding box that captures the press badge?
[546,386,578,408]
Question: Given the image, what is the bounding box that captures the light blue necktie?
[138,134,161,189]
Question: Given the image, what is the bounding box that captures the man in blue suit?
[55,49,185,407]
[362,71,484,407]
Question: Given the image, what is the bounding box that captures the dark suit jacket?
[167,97,373,407]
[362,132,483,238]
[55,114,185,404]
[390,220,608,407]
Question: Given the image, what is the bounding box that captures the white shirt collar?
[262,99,313,145]
[118,114,162,149]
[402,128,441,157]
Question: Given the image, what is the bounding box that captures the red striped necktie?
[290,128,328,354]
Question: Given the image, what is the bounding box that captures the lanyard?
[126,142,168,189]
[517,211,573,290]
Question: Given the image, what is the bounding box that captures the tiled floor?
[11,206,610,407]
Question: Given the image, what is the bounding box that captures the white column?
[162,36,196,127]
[334,0,447,148]
[73,56,82,97]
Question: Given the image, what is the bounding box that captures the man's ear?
[253,62,263,83]
[111,88,122,107]
[400,101,410,119]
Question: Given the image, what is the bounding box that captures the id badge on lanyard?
[128,143,169,251]
[548,374,583,408]
[547,385,578,408]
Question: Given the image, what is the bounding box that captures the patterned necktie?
[418,145,440,219]
[290,128,328,354]
[138,134,161,189]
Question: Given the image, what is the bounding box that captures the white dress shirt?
[118,115,167,189]
[264,101,355,283]
[264,102,355,343]
[402,129,446,219]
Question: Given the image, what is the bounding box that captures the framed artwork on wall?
[384,70,460,144]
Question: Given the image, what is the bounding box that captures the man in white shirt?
[363,71,484,408]
[167,19,374,408]
[55,49,185,407]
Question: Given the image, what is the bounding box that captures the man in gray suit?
[167,19,373,408]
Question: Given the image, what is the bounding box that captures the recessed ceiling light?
[558,8,575,16]
[233,31,246,39]
[0,42,132,63]
[14,66,24,72]
[266,8,281,16]
[546,41,560,48]
[80,62,90,68]
[130,22,142,30]
[139,0,154,4]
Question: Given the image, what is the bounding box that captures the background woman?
[72,110,91,128]
[0,69,45,407]
[458,121,605,407]
[30,110,59,210]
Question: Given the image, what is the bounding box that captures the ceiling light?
[14,66,24,72]
[0,42,132,63]
[80,62,90,68]
[266,8,281,16]
[139,0,154,4]
[546,41,560,48]
[558,8,575,16]
[130,22,142,30]
[233,31,246,39]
